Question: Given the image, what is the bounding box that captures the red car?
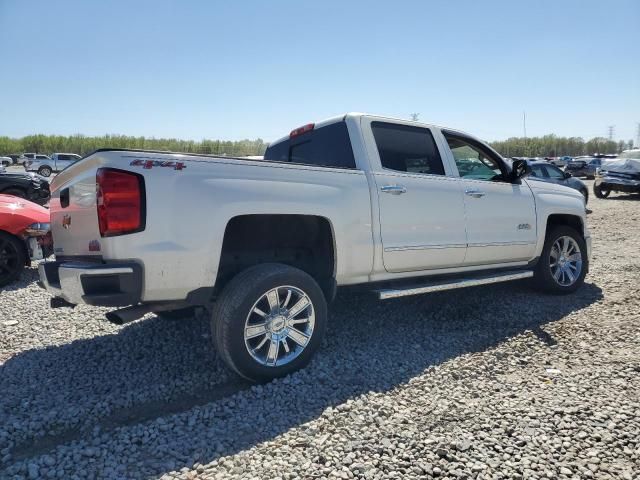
[0,194,53,286]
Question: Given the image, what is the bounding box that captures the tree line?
[0,132,636,159]
[489,135,635,158]
[0,134,268,157]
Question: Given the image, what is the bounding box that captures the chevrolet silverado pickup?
[38,113,591,382]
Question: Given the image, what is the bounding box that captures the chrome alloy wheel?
[244,286,315,367]
[549,236,583,287]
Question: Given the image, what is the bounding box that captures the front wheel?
[0,232,26,287]
[211,263,327,382]
[593,183,611,198]
[38,166,52,177]
[533,226,587,294]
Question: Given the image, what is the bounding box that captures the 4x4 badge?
[518,223,531,230]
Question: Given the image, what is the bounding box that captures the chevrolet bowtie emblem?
[62,215,71,229]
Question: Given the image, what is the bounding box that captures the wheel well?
[546,214,583,237]
[215,214,336,299]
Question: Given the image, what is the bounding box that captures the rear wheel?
[0,232,26,287]
[38,166,52,177]
[534,226,587,294]
[593,183,611,198]
[211,263,327,382]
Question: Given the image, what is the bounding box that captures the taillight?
[96,168,145,237]
[289,123,314,138]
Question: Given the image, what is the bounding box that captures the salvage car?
[38,113,590,382]
[527,160,589,204]
[0,195,52,287]
[594,149,640,198]
[566,157,603,179]
[0,170,51,205]
[0,156,12,167]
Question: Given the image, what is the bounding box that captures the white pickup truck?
[39,113,591,381]
[24,152,82,177]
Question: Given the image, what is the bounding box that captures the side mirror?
[510,159,531,183]
[563,171,572,179]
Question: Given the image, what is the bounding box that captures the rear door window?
[371,122,445,175]
[264,122,356,169]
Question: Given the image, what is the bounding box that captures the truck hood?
[0,194,50,235]
[524,178,584,201]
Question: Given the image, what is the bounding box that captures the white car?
[0,156,12,167]
[38,113,591,382]
[24,152,82,177]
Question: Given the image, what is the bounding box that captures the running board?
[377,270,534,300]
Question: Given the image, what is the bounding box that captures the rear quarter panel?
[51,152,374,302]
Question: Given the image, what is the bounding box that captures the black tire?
[156,307,195,320]
[38,166,52,177]
[0,231,27,287]
[2,188,27,199]
[211,263,327,382]
[533,226,588,294]
[593,183,611,198]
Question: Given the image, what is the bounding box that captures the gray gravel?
[1,181,639,479]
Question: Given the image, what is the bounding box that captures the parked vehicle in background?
[0,194,52,286]
[19,153,51,168]
[38,113,590,382]
[566,157,603,179]
[6,154,22,165]
[548,156,570,167]
[0,170,51,205]
[594,149,640,198]
[24,153,82,177]
[0,157,12,167]
[527,160,589,204]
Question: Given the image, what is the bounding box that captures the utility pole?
[636,123,640,148]
[607,125,615,141]
[410,113,419,122]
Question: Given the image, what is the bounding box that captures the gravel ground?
[1,181,639,479]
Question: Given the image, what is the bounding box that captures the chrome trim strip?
[377,270,534,300]
[468,241,535,247]
[385,241,534,252]
[384,244,467,252]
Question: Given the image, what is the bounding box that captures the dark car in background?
[524,160,589,204]
[566,157,602,179]
[0,170,51,205]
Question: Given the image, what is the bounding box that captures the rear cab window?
[371,122,445,175]
[264,121,356,169]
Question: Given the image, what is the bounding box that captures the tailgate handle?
[60,188,70,208]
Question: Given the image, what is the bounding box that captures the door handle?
[465,190,486,198]
[381,185,407,195]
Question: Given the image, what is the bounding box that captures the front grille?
[606,171,640,180]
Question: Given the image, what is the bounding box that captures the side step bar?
[377,270,534,300]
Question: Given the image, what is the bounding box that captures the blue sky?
[0,0,638,143]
